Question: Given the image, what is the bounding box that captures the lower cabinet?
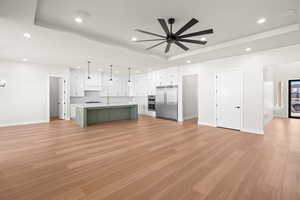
[70,104,77,119]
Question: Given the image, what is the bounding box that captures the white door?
[58,78,65,119]
[216,70,242,130]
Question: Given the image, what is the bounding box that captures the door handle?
[235,106,241,109]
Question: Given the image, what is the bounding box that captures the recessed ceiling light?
[75,17,83,23]
[23,33,31,39]
[245,47,252,52]
[187,60,191,64]
[200,37,207,41]
[131,37,137,42]
[257,18,266,24]
[76,66,81,69]
[22,58,28,62]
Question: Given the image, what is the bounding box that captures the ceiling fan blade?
[135,29,165,38]
[175,18,199,36]
[165,43,171,53]
[174,41,189,51]
[178,39,207,45]
[135,39,165,42]
[146,41,166,50]
[158,18,170,35]
[179,29,214,38]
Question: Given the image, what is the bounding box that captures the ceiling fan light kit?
[135,18,214,53]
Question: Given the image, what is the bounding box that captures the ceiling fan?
[134,18,213,53]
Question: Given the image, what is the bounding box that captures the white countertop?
[75,102,138,108]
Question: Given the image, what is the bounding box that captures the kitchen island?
[75,103,138,128]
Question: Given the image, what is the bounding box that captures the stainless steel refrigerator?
[156,85,178,120]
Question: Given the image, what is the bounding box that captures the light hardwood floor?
[0,116,299,200]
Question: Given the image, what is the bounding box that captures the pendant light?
[87,61,91,79]
[128,67,132,86]
[109,65,113,82]
[0,80,7,88]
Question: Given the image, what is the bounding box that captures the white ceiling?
[35,0,299,57]
[0,0,300,73]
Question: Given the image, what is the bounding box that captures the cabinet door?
[70,104,76,119]
[70,69,84,97]
[148,72,156,95]
[85,71,101,91]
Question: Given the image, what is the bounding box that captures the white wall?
[182,74,198,120]
[263,66,275,125]
[174,59,264,134]
[0,61,68,126]
[176,44,300,134]
[273,62,300,118]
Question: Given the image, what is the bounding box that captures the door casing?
[288,79,300,119]
[48,75,67,121]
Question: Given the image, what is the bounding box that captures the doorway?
[216,70,242,130]
[288,80,300,118]
[49,76,66,121]
[182,74,198,122]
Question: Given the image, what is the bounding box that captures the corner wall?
[274,62,300,118]
[263,66,275,125]
[177,44,300,134]
[0,61,68,127]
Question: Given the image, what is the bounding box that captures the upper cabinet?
[84,71,102,91]
[101,73,129,96]
[132,74,149,97]
[70,68,102,97]
[70,67,179,98]
[156,68,178,86]
[70,68,84,97]
[130,68,179,97]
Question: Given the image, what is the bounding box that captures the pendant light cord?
[128,67,131,83]
[110,65,113,81]
[88,61,91,79]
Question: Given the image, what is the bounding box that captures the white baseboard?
[241,128,264,135]
[198,121,216,127]
[0,120,48,128]
[183,115,198,120]
[197,122,264,135]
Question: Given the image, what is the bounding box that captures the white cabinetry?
[131,68,178,98]
[155,68,178,86]
[70,104,77,119]
[85,71,102,91]
[147,71,158,95]
[70,68,102,96]
[132,74,150,97]
[101,73,129,96]
[70,69,84,97]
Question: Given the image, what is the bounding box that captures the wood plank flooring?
[0,116,299,200]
